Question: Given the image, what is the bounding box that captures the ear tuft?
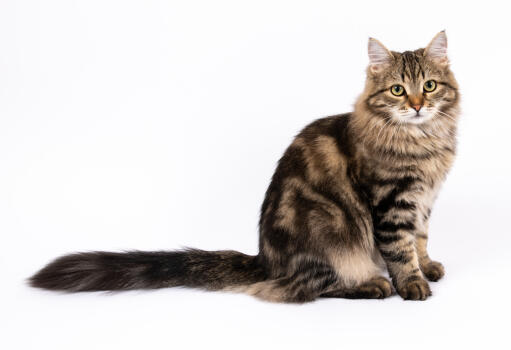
[425,31,449,65]
[368,38,393,73]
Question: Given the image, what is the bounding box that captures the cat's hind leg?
[321,247,393,299]
[233,255,339,303]
[320,276,393,299]
[232,254,392,303]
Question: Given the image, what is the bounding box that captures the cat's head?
[361,31,458,125]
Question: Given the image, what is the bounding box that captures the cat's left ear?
[368,38,393,74]
[425,31,449,66]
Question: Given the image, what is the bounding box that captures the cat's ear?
[368,38,393,74]
[425,31,449,65]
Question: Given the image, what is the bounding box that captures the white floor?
[2,182,510,350]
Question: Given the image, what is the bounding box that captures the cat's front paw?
[397,277,431,301]
[421,261,445,282]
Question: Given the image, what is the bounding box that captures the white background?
[1,1,510,349]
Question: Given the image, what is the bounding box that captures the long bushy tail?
[29,249,267,292]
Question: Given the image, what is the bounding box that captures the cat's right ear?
[368,38,393,74]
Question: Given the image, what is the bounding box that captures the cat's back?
[264,113,355,196]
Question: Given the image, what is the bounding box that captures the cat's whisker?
[433,109,457,122]
[375,116,394,146]
[387,119,402,148]
[430,110,457,138]
[362,118,383,147]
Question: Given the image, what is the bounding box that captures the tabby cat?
[31,31,459,302]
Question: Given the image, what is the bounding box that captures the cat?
[30,31,459,302]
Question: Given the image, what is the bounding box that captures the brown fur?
[30,32,459,303]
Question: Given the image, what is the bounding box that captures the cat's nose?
[409,96,423,112]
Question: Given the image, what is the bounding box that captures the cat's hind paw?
[422,261,445,282]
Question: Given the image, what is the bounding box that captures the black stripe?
[380,249,413,264]
[377,221,415,232]
[371,175,420,186]
[374,176,417,214]
[393,200,417,210]
[316,274,338,292]
[287,268,337,293]
[378,147,436,160]
[423,208,432,221]
[374,232,403,244]
[403,274,421,284]
[438,81,457,91]
[402,57,407,80]
[368,88,388,100]
[311,181,359,239]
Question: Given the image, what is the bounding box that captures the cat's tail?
[29,249,267,292]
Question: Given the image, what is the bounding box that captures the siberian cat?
[31,31,459,302]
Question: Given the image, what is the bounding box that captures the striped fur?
[30,32,459,303]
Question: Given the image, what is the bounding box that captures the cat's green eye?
[390,85,405,96]
[423,80,437,92]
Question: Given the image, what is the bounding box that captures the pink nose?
[412,104,422,112]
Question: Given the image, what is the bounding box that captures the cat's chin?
[392,111,434,125]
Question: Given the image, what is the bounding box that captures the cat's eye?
[423,80,437,92]
[390,85,405,96]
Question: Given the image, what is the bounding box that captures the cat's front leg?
[374,203,431,300]
[375,227,431,300]
[416,220,445,282]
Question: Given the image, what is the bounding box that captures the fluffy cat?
[30,31,459,302]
